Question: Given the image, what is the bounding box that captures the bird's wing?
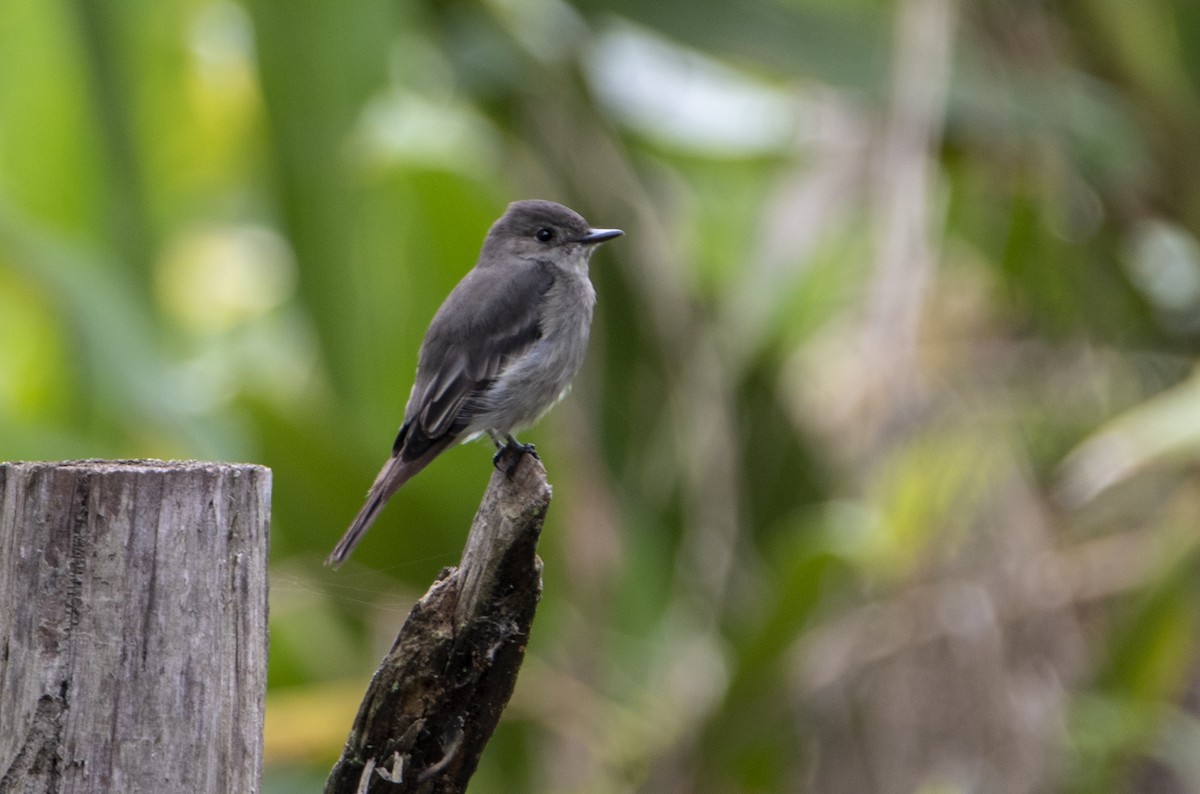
[330,260,555,567]
[395,259,555,458]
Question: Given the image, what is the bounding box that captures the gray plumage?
[327,199,622,567]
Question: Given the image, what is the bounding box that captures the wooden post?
[0,459,271,793]
[325,446,552,794]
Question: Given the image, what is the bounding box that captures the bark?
[325,446,552,794]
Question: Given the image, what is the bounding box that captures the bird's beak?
[579,228,623,244]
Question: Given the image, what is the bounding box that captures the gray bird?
[327,199,623,567]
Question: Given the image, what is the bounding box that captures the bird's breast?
[472,273,596,434]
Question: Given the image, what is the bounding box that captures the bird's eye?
[535,228,554,242]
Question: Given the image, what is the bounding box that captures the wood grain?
[0,460,271,793]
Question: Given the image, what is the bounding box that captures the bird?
[326,199,623,567]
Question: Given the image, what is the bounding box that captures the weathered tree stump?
[0,459,271,793]
[325,446,552,794]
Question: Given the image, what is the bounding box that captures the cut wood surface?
[0,459,271,794]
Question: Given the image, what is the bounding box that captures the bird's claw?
[492,436,538,478]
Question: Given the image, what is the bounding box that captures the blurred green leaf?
[2,0,1200,790]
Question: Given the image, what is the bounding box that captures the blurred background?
[3,0,1200,791]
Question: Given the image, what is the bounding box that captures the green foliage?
[4,0,1200,790]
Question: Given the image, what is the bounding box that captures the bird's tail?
[325,454,426,568]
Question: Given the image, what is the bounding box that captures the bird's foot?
[492,435,538,478]
[506,434,539,460]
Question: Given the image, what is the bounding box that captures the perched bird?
[327,200,623,567]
